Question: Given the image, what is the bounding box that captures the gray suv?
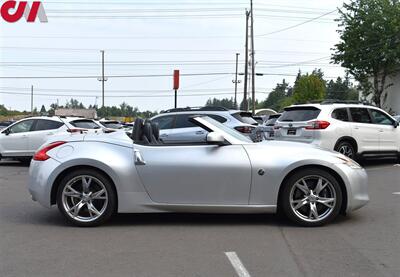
[151,107,258,143]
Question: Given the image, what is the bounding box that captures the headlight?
[336,155,362,169]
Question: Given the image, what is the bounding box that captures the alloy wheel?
[338,144,354,158]
[61,175,108,223]
[289,175,337,223]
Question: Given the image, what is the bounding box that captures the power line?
[0,72,234,79]
[257,9,337,37]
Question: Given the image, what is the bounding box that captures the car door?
[134,144,252,205]
[167,114,206,143]
[369,109,399,152]
[0,119,35,156]
[28,119,65,153]
[349,108,380,152]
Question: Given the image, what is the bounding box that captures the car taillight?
[273,125,281,130]
[234,126,255,133]
[67,128,87,133]
[33,141,66,161]
[305,120,330,130]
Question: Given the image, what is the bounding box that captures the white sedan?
[0,116,102,160]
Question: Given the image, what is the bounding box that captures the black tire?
[335,140,356,160]
[281,168,343,227]
[56,169,117,227]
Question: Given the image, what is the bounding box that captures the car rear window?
[280,107,321,122]
[231,112,258,125]
[265,117,279,126]
[331,108,349,122]
[101,122,123,129]
[70,120,100,129]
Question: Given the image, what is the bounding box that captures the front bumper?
[334,163,369,213]
[28,158,61,208]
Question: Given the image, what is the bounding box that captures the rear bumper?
[28,158,61,208]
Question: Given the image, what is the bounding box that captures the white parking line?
[225,252,251,277]
[393,192,400,195]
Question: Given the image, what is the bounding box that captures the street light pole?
[31,85,34,115]
[233,53,241,109]
[243,10,250,111]
[250,0,256,115]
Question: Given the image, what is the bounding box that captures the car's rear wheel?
[281,168,343,227]
[56,169,117,227]
[335,141,356,159]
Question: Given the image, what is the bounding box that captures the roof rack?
[320,99,367,105]
[161,106,229,113]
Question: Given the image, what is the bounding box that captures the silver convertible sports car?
[28,116,369,227]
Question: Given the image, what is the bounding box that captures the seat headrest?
[132,118,144,142]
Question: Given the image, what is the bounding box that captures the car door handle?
[195,131,205,135]
[134,150,146,165]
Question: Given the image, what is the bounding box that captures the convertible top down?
[28,116,369,227]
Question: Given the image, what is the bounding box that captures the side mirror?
[3,128,11,135]
[206,132,226,146]
[394,121,399,128]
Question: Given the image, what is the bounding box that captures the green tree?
[332,0,400,107]
[205,98,235,109]
[326,75,359,101]
[258,79,291,111]
[292,73,326,103]
[40,105,47,114]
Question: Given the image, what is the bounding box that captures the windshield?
[101,122,123,129]
[280,107,321,122]
[70,120,101,129]
[231,112,258,125]
[197,116,253,143]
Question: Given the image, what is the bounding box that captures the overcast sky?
[0,0,346,112]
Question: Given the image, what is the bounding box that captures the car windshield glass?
[265,117,278,126]
[197,116,253,143]
[231,112,258,125]
[70,120,100,129]
[280,107,321,122]
[102,122,123,129]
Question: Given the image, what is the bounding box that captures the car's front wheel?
[281,168,343,227]
[57,169,117,227]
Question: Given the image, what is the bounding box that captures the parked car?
[28,116,368,227]
[0,117,102,160]
[151,106,258,143]
[263,113,282,140]
[274,101,400,160]
[0,121,15,131]
[97,119,124,130]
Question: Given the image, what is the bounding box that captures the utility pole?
[98,50,107,108]
[232,53,241,109]
[243,10,250,111]
[30,86,33,115]
[250,0,256,115]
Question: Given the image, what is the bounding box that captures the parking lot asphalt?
[0,160,399,277]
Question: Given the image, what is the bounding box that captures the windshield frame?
[192,116,253,144]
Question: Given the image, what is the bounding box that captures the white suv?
[274,102,400,160]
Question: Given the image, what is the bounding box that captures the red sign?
[1,1,48,23]
[173,70,180,90]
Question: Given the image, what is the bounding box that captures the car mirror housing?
[3,128,11,135]
[206,132,226,146]
[394,121,399,128]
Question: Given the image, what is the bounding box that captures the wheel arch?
[334,136,358,154]
[50,165,118,210]
[277,165,348,214]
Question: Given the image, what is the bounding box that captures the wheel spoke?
[64,191,82,198]
[309,202,319,219]
[314,178,328,195]
[68,200,85,217]
[317,197,335,209]
[291,197,308,210]
[87,202,101,217]
[295,179,310,195]
[82,177,92,193]
[91,189,106,200]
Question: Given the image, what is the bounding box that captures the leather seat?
[132,118,162,145]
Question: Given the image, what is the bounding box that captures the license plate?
[287,129,297,135]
